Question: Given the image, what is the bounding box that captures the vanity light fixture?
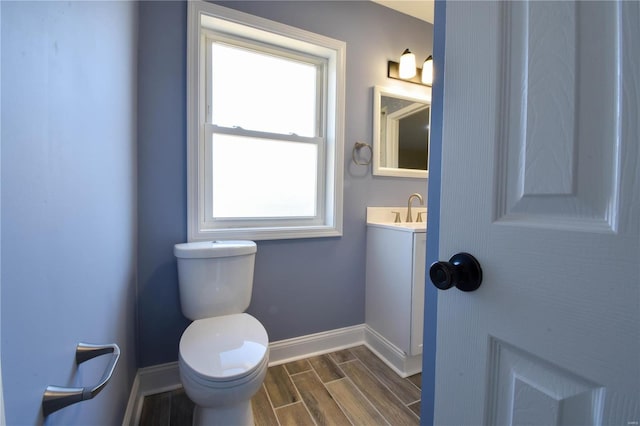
[388,49,432,87]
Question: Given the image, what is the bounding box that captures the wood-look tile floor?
[139,345,421,426]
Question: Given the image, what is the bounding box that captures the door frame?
[0,1,6,420]
[420,0,445,425]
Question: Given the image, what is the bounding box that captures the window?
[187,2,345,241]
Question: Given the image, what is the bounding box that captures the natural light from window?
[211,43,318,136]
[211,134,318,218]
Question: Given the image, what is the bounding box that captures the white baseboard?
[122,373,140,426]
[363,326,422,378]
[121,323,423,425]
[122,323,367,426]
[268,323,366,365]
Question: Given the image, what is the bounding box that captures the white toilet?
[174,240,269,426]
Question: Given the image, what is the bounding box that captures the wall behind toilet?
[137,0,433,367]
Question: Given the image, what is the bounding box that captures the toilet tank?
[174,241,257,321]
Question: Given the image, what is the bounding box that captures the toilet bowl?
[179,313,268,425]
[174,241,269,426]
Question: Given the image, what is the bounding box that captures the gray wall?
[138,0,433,367]
[1,1,138,424]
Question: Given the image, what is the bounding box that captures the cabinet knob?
[429,252,482,292]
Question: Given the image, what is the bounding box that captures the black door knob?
[429,252,482,292]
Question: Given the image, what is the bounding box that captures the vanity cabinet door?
[365,226,426,357]
[365,227,413,354]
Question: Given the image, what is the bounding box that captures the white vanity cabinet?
[365,223,426,357]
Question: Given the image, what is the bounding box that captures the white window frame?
[187,1,345,241]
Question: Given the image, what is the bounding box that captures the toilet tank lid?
[174,241,256,259]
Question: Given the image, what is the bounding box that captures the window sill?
[188,225,342,242]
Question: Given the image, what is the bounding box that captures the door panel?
[435,1,639,425]
[486,338,605,425]
[497,1,620,231]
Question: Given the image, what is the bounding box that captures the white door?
[434,1,639,424]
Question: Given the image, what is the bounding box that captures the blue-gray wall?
[1,1,138,424]
[138,1,434,367]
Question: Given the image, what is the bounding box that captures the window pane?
[211,43,317,137]
[211,134,318,218]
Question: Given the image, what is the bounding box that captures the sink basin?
[366,207,426,232]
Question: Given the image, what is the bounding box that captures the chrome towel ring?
[352,141,372,166]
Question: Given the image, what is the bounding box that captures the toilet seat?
[179,313,269,384]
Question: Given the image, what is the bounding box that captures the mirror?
[372,85,431,178]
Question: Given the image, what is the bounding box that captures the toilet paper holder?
[42,342,120,416]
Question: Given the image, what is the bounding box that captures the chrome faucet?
[406,193,424,222]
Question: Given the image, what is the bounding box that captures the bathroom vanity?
[365,207,426,377]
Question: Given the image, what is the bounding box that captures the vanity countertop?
[366,207,426,233]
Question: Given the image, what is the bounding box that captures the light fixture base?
[388,61,431,87]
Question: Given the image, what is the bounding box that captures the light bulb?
[421,55,433,85]
[399,49,417,79]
